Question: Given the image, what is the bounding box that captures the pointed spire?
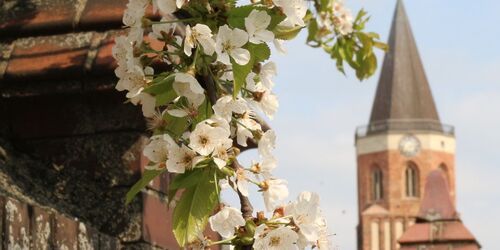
[369,0,440,124]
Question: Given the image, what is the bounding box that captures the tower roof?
[369,0,440,124]
[418,169,458,221]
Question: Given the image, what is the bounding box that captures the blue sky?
[225,0,500,249]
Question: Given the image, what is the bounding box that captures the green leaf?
[173,168,219,246]
[144,74,178,106]
[193,98,214,125]
[165,114,189,138]
[374,41,389,51]
[126,169,166,204]
[320,0,331,12]
[273,24,303,40]
[227,5,254,29]
[232,43,270,97]
[307,18,319,43]
[156,89,177,106]
[167,169,205,204]
[144,74,175,95]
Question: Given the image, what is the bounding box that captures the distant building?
[354,1,480,249]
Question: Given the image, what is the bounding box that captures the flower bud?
[141,17,152,28]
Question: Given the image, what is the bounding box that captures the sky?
[224,0,500,249]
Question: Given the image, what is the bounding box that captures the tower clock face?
[399,135,421,157]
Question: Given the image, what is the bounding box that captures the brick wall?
[357,144,455,250]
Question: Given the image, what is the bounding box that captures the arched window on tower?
[405,163,419,197]
[372,167,383,201]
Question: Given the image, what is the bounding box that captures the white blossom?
[123,0,148,27]
[258,130,276,159]
[316,218,333,250]
[143,134,174,170]
[116,66,153,99]
[205,115,231,134]
[149,20,176,40]
[215,25,250,65]
[245,10,275,44]
[152,0,177,14]
[189,122,230,156]
[333,2,354,35]
[262,178,289,211]
[235,111,261,147]
[130,92,156,117]
[273,0,307,27]
[212,139,233,169]
[253,156,277,179]
[173,73,205,106]
[184,24,216,56]
[254,225,298,249]
[285,192,322,244]
[234,168,249,197]
[167,94,204,118]
[213,95,250,121]
[246,72,279,119]
[209,206,246,238]
[166,143,196,173]
[260,61,277,89]
[122,0,148,44]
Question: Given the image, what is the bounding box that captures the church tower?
[355,1,457,249]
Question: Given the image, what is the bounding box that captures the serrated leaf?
[126,169,166,204]
[172,168,219,246]
[232,43,270,97]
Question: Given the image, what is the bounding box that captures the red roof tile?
[399,221,477,244]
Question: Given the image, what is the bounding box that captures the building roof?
[369,0,440,124]
[418,169,458,221]
[398,221,477,244]
[398,170,480,248]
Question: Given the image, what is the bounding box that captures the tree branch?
[232,160,254,220]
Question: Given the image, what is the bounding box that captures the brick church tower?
[355,1,458,249]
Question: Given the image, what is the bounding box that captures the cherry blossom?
[184,24,216,56]
[143,134,174,170]
[215,25,250,65]
[273,0,307,27]
[254,224,298,249]
[245,10,275,44]
[189,122,230,156]
[208,206,246,238]
[166,143,197,173]
[262,178,289,211]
